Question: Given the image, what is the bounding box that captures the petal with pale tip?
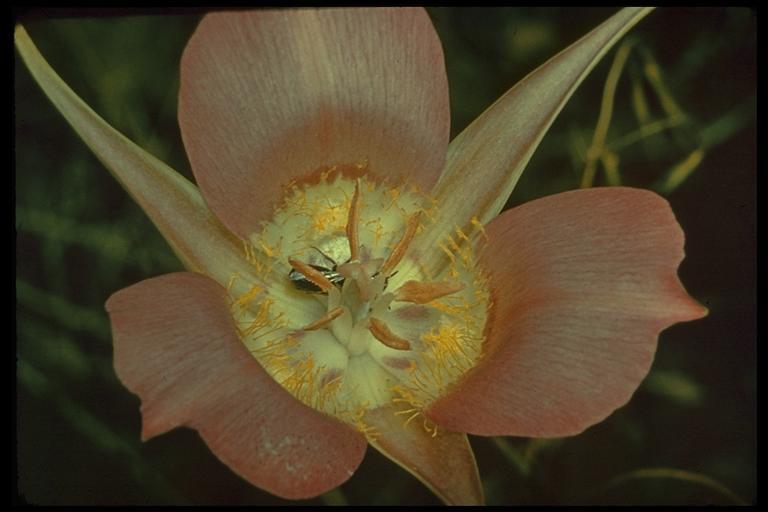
[106,272,367,499]
[13,25,256,290]
[417,8,653,273]
[179,8,450,239]
[365,406,484,505]
[427,188,708,437]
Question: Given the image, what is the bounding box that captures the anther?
[380,211,421,277]
[288,258,335,293]
[302,307,345,331]
[393,280,466,304]
[346,179,361,262]
[368,317,411,351]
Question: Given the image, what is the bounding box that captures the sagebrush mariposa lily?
[15,7,707,505]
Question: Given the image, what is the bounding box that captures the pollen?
[227,166,490,438]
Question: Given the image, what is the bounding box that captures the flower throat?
[228,164,490,437]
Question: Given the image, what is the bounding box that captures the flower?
[15,7,707,505]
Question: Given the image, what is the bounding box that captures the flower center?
[228,164,489,437]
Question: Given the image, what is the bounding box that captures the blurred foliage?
[15,7,755,505]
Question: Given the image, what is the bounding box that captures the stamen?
[302,307,345,331]
[380,211,421,277]
[368,317,411,351]
[346,179,361,262]
[393,280,466,304]
[288,258,334,293]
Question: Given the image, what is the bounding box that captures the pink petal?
[366,406,483,505]
[106,272,367,499]
[179,8,449,238]
[427,188,707,437]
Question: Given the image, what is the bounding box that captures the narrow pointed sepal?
[14,25,254,288]
[420,8,653,264]
[365,406,484,505]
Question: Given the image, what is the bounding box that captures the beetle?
[288,247,345,294]
[288,263,345,293]
[288,247,399,294]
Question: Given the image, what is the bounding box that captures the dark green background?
[15,8,755,505]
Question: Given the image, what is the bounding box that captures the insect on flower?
[15,7,707,505]
[288,246,346,293]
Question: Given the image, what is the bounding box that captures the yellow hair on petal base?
[228,167,489,437]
